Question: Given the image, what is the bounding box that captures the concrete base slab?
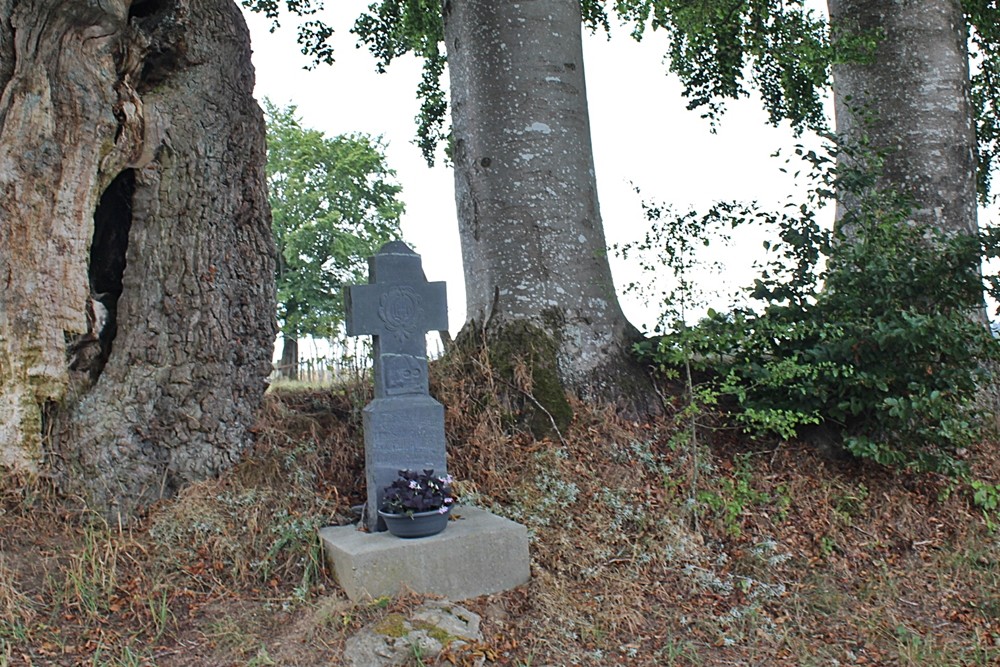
[319,506,530,602]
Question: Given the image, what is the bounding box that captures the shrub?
[630,140,1000,474]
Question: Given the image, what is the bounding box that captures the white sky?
[243,2,996,343]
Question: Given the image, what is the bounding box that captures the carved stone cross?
[345,241,447,399]
[344,241,449,531]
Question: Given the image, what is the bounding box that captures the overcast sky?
[240,4,848,337]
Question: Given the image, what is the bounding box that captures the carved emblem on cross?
[378,286,422,343]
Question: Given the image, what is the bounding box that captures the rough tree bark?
[442,0,657,426]
[0,0,276,515]
[828,0,977,236]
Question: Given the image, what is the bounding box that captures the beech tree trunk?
[828,0,977,236]
[442,0,655,418]
[0,0,276,515]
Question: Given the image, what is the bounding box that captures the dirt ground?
[3,381,1000,666]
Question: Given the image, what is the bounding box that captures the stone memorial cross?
[344,241,449,531]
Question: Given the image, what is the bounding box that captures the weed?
[408,638,427,666]
[63,523,122,620]
[970,479,1000,531]
[0,557,34,644]
[655,637,699,665]
[832,483,870,522]
[145,588,175,642]
[89,641,151,667]
[695,453,777,536]
[246,645,277,667]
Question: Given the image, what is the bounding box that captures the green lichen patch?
[412,619,456,645]
[373,612,409,638]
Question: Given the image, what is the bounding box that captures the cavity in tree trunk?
[0,0,277,515]
[442,0,656,425]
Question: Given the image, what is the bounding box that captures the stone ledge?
[319,506,530,602]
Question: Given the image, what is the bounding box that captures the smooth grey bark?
[828,0,977,236]
[442,0,652,408]
[0,0,276,514]
[827,0,998,416]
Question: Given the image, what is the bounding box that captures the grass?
[1,365,1000,665]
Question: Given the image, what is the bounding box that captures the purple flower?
[380,469,455,516]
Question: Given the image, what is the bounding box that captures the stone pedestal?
[363,395,447,532]
[320,506,531,602]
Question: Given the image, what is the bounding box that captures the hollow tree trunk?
[442,0,656,424]
[0,0,277,515]
[828,0,977,236]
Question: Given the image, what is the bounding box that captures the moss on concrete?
[373,613,409,638]
[412,619,457,645]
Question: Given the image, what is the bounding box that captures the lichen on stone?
[373,612,409,638]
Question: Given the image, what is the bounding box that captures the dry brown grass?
[1,360,1000,665]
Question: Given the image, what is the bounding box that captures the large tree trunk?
[828,0,977,236]
[442,0,656,423]
[828,0,998,417]
[0,0,276,515]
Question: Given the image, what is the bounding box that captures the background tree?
[247,0,1000,426]
[0,0,276,515]
[618,0,1000,257]
[265,101,403,380]
[258,0,664,427]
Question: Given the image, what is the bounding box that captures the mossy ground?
[2,371,1000,665]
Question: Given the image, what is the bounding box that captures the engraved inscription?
[378,286,422,343]
[383,355,424,396]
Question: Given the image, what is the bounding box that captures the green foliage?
[352,0,447,164]
[612,0,833,132]
[696,454,776,537]
[630,140,1000,474]
[264,100,403,340]
[970,479,1000,531]
[240,0,334,67]
[965,0,1000,201]
[243,1,1000,195]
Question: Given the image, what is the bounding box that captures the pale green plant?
[89,642,150,667]
[0,557,33,646]
[64,524,122,620]
[145,589,174,642]
[247,646,277,667]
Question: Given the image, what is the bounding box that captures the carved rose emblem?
[378,286,422,342]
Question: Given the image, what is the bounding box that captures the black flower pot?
[378,506,450,538]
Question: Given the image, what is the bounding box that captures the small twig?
[850,524,877,539]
